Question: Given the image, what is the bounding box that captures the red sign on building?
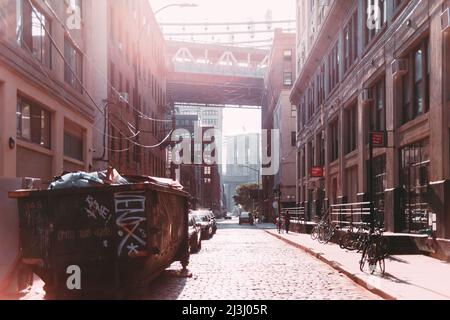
[310,166,324,178]
[371,131,387,148]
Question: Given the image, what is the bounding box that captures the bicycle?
[277,217,285,234]
[317,221,338,244]
[359,229,389,275]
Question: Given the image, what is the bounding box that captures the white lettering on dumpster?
[115,192,147,257]
[66,265,81,290]
[85,195,111,223]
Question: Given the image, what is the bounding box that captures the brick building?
[90,0,168,177]
[261,29,296,220]
[291,0,450,247]
[0,0,95,182]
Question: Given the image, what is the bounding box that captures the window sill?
[398,112,429,134]
[361,25,388,58]
[391,1,411,22]
[63,156,85,167]
[344,149,359,160]
[17,139,53,157]
[342,58,360,82]
[329,159,339,167]
[326,84,341,102]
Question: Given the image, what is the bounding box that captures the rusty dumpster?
[8,179,190,298]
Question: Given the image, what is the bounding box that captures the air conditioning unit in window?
[442,8,450,33]
[119,92,129,103]
[391,59,408,79]
[361,88,373,104]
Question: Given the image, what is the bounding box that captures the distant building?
[261,29,296,220]
[173,113,221,214]
[273,91,297,208]
[222,133,261,212]
[90,0,168,177]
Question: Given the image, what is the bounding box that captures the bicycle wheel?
[324,225,336,244]
[359,245,368,272]
[318,226,326,244]
[340,232,355,250]
[367,243,379,275]
[379,236,389,258]
[311,225,319,240]
[378,257,386,275]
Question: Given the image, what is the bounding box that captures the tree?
[233,183,259,212]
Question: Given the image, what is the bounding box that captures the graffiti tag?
[85,195,111,222]
[115,192,147,257]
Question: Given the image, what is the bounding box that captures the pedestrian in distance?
[285,210,291,234]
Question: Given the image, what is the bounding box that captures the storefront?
[399,140,430,233]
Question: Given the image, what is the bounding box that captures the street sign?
[310,166,324,178]
[371,131,387,148]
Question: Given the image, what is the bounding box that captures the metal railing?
[330,202,372,229]
[281,207,306,223]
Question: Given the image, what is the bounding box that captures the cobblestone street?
[138,219,380,300]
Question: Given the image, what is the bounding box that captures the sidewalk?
[256,223,450,300]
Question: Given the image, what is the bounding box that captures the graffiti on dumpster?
[85,195,111,223]
[22,200,50,259]
[115,192,147,258]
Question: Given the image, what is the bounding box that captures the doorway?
[399,140,430,233]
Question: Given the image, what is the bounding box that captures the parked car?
[204,210,217,234]
[239,212,254,225]
[224,212,233,220]
[191,211,214,240]
[188,214,202,253]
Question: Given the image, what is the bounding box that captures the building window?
[401,38,430,124]
[16,96,51,149]
[283,72,293,86]
[446,31,450,102]
[64,37,83,93]
[291,105,296,118]
[67,0,82,19]
[372,154,386,219]
[307,140,314,171]
[16,0,52,69]
[204,178,211,184]
[204,166,211,175]
[345,103,358,154]
[301,148,306,178]
[317,64,325,106]
[317,131,325,166]
[328,42,339,93]
[330,120,339,162]
[64,132,83,161]
[283,49,292,60]
[301,96,307,127]
[291,132,296,147]
[343,11,358,73]
[370,78,386,131]
[364,0,386,46]
[345,166,359,203]
[307,86,314,119]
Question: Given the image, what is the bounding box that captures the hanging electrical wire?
[41,0,171,124]
[26,0,174,150]
[159,19,295,27]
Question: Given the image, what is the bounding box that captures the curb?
[264,230,396,301]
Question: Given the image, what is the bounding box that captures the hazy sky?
[150,0,294,137]
[150,0,296,25]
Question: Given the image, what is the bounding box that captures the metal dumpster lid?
[8,181,190,199]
